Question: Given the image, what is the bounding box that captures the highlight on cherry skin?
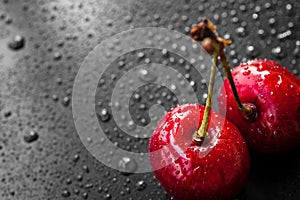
[219,59,300,154]
[148,104,250,200]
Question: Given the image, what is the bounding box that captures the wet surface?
[0,0,300,199]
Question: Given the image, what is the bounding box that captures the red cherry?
[219,59,300,153]
[149,104,250,200]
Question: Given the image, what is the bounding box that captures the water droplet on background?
[24,131,39,143]
[8,35,25,50]
[118,157,137,174]
[98,108,111,122]
[136,180,147,191]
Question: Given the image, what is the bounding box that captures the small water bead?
[140,118,147,125]
[181,15,189,22]
[178,58,185,65]
[83,165,89,173]
[277,30,292,40]
[202,93,208,102]
[84,183,93,189]
[231,17,239,23]
[139,103,147,110]
[254,5,261,12]
[223,33,231,40]
[257,29,266,38]
[73,154,80,162]
[8,35,25,50]
[136,180,147,191]
[264,2,271,9]
[104,193,112,199]
[62,96,70,106]
[127,120,136,131]
[235,27,246,37]
[268,18,276,26]
[184,73,191,81]
[240,21,248,27]
[198,5,205,12]
[242,70,251,76]
[267,114,275,123]
[119,157,137,174]
[239,4,246,12]
[293,46,300,58]
[288,22,294,29]
[270,28,277,35]
[99,108,111,122]
[272,46,283,58]
[161,49,169,57]
[138,69,157,83]
[169,57,175,63]
[133,93,141,102]
[252,13,259,20]
[137,52,145,59]
[66,178,72,185]
[82,192,88,199]
[53,52,62,60]
[198,64,206,72]
[61,189,71,198]
[190,80,196,91]
[170,84,178,92]
[286,3,293,11]
[145,58,151,64]
[24,131,39,143]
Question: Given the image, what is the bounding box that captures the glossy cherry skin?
[149,104,250,200]
[219,59,300,154]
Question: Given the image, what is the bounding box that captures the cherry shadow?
[244,148,300,200]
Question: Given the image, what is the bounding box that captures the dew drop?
[127,120,136,131]
[104,193,112,199]
[242,70,251,76]
[267,114,275,123]
[257,29,266,38]
[133,93,141,102]
[62,96,70,106]
[138,69,157,83]
[136,180,147,191]
[271,46,283,58]
[73,154,80,162]
[235,27,246,37]
[119,157,137,174]
[268,18,276,26]
[98,108,111,122]
[53,52,62,60]
[24,131,39,143]
[8,35,25,50]
[61,189,71,198]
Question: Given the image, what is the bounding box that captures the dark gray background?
[0,0,299,199]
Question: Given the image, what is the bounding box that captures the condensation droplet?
[98,108,111,122]
[8,35,25,50]
[136,180,147,191]
[24,131,39,143]
[61,189,71,198]
[267,114,275,123]
[138,69,157,83]
[119,157,137,174]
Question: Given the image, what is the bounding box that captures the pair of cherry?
[149,19,300,200]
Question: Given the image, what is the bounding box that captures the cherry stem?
[218,48,253,117]
[190,17,254,119]
[193,51,218,144]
